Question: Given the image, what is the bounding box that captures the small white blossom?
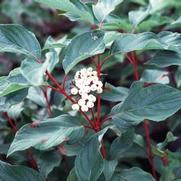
[78,99,86,106]
[71,87,78,95]
[81,93,89,100]
[81,105,89,112]
[70,67,103,112]
[97,88,103,94]
[87,101,94,108]
[88,94,96,102]
[72,104,80,111]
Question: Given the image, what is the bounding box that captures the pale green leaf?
[140,69,169,84]
[93,0,124,22]
[0,68,29,97]
[34,0,94,23]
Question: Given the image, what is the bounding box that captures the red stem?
[42,88,52,116]
[127,52,158,180]
[96,56,101,132]
[144,121,158,180]
[3,112,17,133]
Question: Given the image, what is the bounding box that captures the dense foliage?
[0,0,181,180]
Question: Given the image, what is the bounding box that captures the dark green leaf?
[7,115,84,156]
[111,31,181,54]
[111,167,154,181]
[0,24,41,59]
[111,82,181,127]
[147,51,181,68]
[36,150,61,178]
[0,160,43,181]
[103,160,118,181]
[101,83,129,102]
[110,129,134,159]
[63,31,105,73]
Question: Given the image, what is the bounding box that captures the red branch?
[42,88,52,116]
[3,112,17,133]
[127,52,158,181]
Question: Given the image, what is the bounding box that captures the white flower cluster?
[71,67,103,112]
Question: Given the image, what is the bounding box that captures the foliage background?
[0,0,181,180]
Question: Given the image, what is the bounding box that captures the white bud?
[87,101,94,108]
[81,93,89,100]
[85,86,91,93]
[90,84,97,91]
[88,94,96,102]
[71,87,78,95]
[97,88,103,94]
[78,99,86,106]
[72,104,80,111]
[81,105,89,112]
[87,67,93,73]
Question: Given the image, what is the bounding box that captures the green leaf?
[34,0,94,23]
[43,36,68,50]
[129,6,151,26]
[149,0,181,13]
[140,69,169,84]
[63,31,105,74]
[111,31,181,54]
[110,129,134,159]
[111,82,181,127]
[93,0,124,22]
[101,83,129,102]
[157,132,178,150]
[0,68,29,97]
[7,115,84,156]
[75,128,109,181]
[27,87,51,107]
[21,48,60,86]
[36,150,61,178]
[75,137,104,181]
[67,168,78,181]
[0,160,43,181]
[175,67,181,87]
[103,160,118,181]
[0,24,41,59]
[111,167,154,181]
[147,51,181,68]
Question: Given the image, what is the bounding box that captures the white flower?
[81,93,89,100]
[71,67,104,112]
[81,105,89,112]
[87,101,94,108]
[85,86,91,93]
[90,84,97,91]
[72,104,80,111]
[78,99,86,106]
[71,87,78,95]
[97,88,103,94]
[88,94,96,102]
